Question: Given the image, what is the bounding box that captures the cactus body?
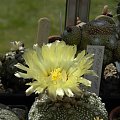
[28,93,108,120]
[0,104,19,120]
[62,15,119,65]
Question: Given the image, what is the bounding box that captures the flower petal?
[15,41,96,99]
[14,63,28,71]
[78,77,91,87]
[26,86,34,96]
[64,88,74,97]
[56,88,64,98]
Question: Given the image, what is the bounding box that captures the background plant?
[0,0,118,52]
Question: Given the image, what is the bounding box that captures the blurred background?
[0,0,118,52]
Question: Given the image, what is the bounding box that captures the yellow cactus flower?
[15,41,96,100]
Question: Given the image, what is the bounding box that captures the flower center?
[51,68,62,81]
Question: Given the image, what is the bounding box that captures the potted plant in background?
[15,40,108,120]
[0,41,32,94]
[109,106,120,120]
[0,41,31,120]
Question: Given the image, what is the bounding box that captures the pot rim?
[109,106,120,120]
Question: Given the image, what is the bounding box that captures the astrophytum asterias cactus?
[15,41,108,120]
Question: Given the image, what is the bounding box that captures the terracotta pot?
[109,106,120,120]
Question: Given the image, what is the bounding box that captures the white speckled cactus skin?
[0,106,19,120]
[28,92,108,120]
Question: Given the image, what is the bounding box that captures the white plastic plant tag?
[115,61,120,72]
[86,45,105,96]
[37,18,50,46]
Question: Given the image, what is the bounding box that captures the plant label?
[37,18,50,46]
[86,45,105,96]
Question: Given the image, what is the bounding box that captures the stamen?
[51,68,62,81]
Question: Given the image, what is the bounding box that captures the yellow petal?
[56,88,64,98]
[23,49,48,76]
[26,86,34,96]
[78,77,91,87]
[14,63,28,71]
[71,86,82,95]
[64,88,74,97]
[74,50,86,62]
[15,72,30,78]
[47,85,57,100]
[34,87,44,94]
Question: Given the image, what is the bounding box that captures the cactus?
[0,41,31,93]
[28,92,108,120]
[61,26,81,45]
[15,41,108,120]
[0,104,19,120]
[62,5,120,65]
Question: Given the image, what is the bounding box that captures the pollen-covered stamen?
[50,68,62,81]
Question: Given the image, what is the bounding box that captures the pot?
[109,106,120,120]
